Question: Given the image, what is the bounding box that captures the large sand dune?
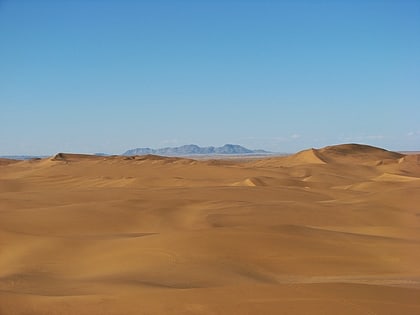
[1,144,419,314]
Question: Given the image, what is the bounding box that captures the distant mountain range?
[123,144,271,156]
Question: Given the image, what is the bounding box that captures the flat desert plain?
[1,144,420,315]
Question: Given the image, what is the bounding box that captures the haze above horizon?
[1,0,419,155]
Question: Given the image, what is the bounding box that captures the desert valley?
[1,143,420,315]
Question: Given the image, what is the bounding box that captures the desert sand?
[1,144,420,315]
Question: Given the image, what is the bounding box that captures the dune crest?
[250,148,326,167]
[290,148,327,165]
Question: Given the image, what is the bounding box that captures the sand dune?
[1,144,419,314]
[251,148,326,167]
[317,143,404,163]
[0,159,20,166]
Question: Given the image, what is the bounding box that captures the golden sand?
[1,144,419,314]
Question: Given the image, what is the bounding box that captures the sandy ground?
[1,144,420,315]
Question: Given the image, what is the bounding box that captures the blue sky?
[1,0,419,155]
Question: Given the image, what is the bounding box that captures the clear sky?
[1,0,419,155]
